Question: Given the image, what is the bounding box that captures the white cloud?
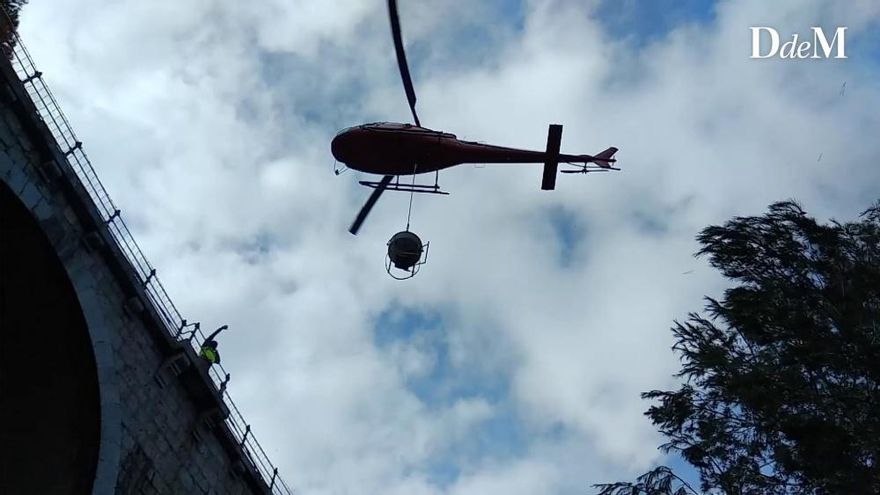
[18,0,880,493]
[449,458,560,495]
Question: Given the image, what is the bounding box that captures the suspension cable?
[405,163,418,230]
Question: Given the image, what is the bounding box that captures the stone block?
[3,165,29,194]
[17,180,43,209]
[124,295,146,316]
[30,198,54,222]
[0,150,12,175]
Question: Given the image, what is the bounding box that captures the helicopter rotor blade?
[388,0,420,127]
[350,174,395,235]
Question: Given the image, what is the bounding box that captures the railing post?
[144,268,156,286]
[240,425,251,448]
[219,373,231,396]
[175,319,188,339]
[176,320,200,340]
[105,209,120,224]
[270,467,278,489]
[188,322,201,342]
[21,71,41,84]
[64,141,82,155]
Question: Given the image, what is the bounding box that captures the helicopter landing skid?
[358,180,450,195]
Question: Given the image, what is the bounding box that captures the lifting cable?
[405,163,418,231]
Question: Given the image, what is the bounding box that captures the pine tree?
[596,200,880,494]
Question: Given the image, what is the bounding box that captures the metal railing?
[5,24,294,495]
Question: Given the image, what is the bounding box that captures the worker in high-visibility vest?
[199,339,221,364]
[199,325,227,365]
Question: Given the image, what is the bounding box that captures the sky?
[17,1,880,494]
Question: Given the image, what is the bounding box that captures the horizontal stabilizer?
[541,124,563,190]
[593,147,618,168]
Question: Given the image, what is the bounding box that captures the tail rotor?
[560,147,620,175]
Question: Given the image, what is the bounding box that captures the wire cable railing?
[5,24,293,495]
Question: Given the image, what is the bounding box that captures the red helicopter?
[332,0,619,275]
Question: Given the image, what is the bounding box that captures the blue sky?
[595,0,717,47]
[18,1,880,494]
[375,311,527,486]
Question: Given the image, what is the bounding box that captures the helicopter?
[331,0,619,276]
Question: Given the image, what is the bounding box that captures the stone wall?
[0,53,278,495]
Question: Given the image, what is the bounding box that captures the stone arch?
[0,177,120,494]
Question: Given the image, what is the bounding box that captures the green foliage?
[1,0,29,57]
[595,466,699,495]
[596,200,880,494]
